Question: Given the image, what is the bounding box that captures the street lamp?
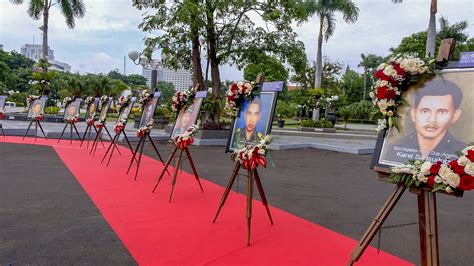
[128,50,162,91]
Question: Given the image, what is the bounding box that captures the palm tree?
[392,0,437,57]
[305,0,359,89]
[10,0,85,61]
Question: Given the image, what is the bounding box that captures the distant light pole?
[128,50,164,91]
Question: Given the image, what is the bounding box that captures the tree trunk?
[191,29,205,90]
[314,15,324,89]
[425,0,437,57]
[206,1,221,122]
[42,1,49,61]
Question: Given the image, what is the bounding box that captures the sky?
[1,0,473,81]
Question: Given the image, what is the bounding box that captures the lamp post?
[128,50,162,91]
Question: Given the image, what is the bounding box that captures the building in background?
[142,66,192,92]
[20,43,71,72]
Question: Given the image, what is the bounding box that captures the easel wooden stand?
[126,131,167,180]
[90,124,114,157]
[348,169,461,266]
[57,122,81,144]
[22,118,47,141]
[0,124,4,137]
[212,161,274,246]
[80,123,104,149]
[101,129,135,166]
[152,145,204,202]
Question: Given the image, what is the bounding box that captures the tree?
[392,0,437,57]
[358,53,384,99]
[126,74,147,86]
[304,0,359,89]
[243,55,289,82]
[341,67,364,103]
[437,16,469,43]
[291,61,315,90]
[10,0,85,61]
[156,81,175,105]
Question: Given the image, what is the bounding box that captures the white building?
[142,66,193,92]
[20,43,71,72]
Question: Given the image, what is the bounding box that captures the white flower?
[383,65,398,77]
[387,111,394,116]
[420,161,432,175]
[445,187,453,193]
[465,162,474,176]
[434,176,442,183]
[445,172,460,188]
[438,165,451,179]
[377,63,388,71]
[369,91,375,99]
[458,156,469,166]
[375,119,387,132]
[462,146,474,155]
[377,99,388,110]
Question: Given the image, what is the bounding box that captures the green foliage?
[341,68,365,103]
[44,106,60,114]
[156,81,175,104]
[155,105,172,117]
[275,101,298,119]
[6,91,28,105]
[300,118,333,128]
[243,55,289,82]
[337,100,377,121]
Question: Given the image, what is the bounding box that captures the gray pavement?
[1,120,376,154]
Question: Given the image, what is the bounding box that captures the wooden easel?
[347,168,461,266]
[57,121,81,144]
[90,124,114,157]
[22,118,47,141]
[126,131,167,180]
[80,123,105,149]
[101,129,135,166]
[212,161,274,246]
[0,123,4,137]
[152,145,204,202]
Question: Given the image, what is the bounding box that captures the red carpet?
[1,136,413,265]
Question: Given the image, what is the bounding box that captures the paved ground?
[0,139,472,264]
[0,143,136,265]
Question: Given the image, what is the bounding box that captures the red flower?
[391,62,406,76]
[241,84,247,93]
[227,95,235,101]
[0,112,5,119]
[374,69,389,81]
[429,161,442,175]
[230,83,238,92]
[448,160,466,176]
[458,175,474,191]
[466,150,474,161]
[377,86,397,99]
[426,175,436,187]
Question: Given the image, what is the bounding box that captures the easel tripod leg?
[185,147,204,192]
[127,137,143,174]
[246,168,254,246]
[101,133,118,163]
[152,146,178,193]
[347,184,406,265]
[22,119,35,140]
[93,125,105,147]
[57,123,68,143]
[37,121,47,139]
[80,125,90,147]
[253,169,273,225]
[213,162,241,223]
[169,149,184,203]
[417,191,439,266]
[134,137,146,180]
[73,124,81,140]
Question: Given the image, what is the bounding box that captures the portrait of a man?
[378,69,474,166]
[86,99,99,120]
[172,97,203,138]
[139,97,158,128]
[227,92,277,152]
[64,100,81,120]
[99,100,110,122]
[27,99,46,118]
[118,98,135,123]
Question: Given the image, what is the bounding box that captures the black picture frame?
[117,97,136,124]
[371,67,474,171]
[27,96,48,118]
[170,97,204,139]
[98,98,111,123]
[226,91,279,153]
[85,97,100,120]
[139,92,161,128]
[63,98,82,121]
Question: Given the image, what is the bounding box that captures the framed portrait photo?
[85,98,99,120]
[171,97,204,138]
[27,96,47,118]
[139,92,161,128]
[226,91,278,152]
[117,97,136,123]
[98,98,111,122]
[63,98,82,121]
[372,67,474,169]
